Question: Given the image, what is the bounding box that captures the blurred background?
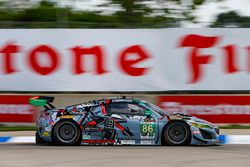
[0,0,248,29]
[1,0,250,131]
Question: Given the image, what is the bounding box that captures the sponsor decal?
[120,140,136,145]
[129,115,145,121]
[170,115,182,120]
[144,110,153,116]
[60,115,74,119]
[193,131,200,134]
[42,132,50,136]
[140,140,155,145]
[82,135,91,140]
[104,119,114,129]
[140,122,156,139]
[84,126,99,132]
[45,126,52,131]
[82,139,115,144]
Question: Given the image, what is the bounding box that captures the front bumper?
[190,126,220,145]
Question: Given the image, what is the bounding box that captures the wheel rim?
[58,123,77,143]
[167,124,187,145]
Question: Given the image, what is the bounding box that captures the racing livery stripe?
[82,140,115,144]
[101,105,107,114]
[114,122,125,131]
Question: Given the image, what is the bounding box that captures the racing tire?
[53,120,81,146]
[36,131,45,144]
[163,121,191,146]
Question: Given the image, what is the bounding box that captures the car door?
[81,106,105,140]
[107,102,141,141]
[138,106,159,145]
[108,102,158,144]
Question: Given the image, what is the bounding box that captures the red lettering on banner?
[179,34,219,83]
[223,45,239,73]
[0,43,20,74]
[119,45,150,76]
[70,46,107,74]
[28,45,59,75]
[0,43,151,76]
[4,33,250,84]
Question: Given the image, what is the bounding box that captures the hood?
[169,113,216,128]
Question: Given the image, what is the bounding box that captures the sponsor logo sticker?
[140,140,155,145]
[42,132,50,136]
[120,140,136,145]
[82,135,91,140]
[140,122,156,139]
[60,115,74,119]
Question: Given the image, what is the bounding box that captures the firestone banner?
[1,29,250,91]
[158,95,250,123]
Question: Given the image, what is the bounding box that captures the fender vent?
[200,129,213,139]
[215,128,219,135]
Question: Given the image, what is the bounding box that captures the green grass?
[0,126,36,132]
[219,125,250,129]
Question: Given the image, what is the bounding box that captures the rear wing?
[29,96,56,110]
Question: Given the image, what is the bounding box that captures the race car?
[29,96,220,146]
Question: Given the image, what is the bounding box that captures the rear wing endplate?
[29,96,56,110]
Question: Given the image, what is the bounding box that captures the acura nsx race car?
[29,96,220,146]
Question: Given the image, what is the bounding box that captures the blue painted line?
[2,135,250,144]
[219,135,227,144]
[0,137,11,143]
[0,135,230,144]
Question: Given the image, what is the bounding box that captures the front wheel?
[163,121,191,146]
[53,120,81,146]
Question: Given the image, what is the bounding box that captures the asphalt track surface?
[0,144,250,167]
[1,130,250,167]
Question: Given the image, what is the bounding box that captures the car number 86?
[141,124,155,133]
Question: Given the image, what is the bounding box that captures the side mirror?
[144,109,153,116]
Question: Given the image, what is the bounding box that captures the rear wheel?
[53,120,81,146]
[163,121,191,146]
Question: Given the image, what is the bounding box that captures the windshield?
[142,101,169,116]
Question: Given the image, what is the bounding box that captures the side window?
[128,103,144,115]
[109,102,144,116]
[109,102,129,114]
[91,106,102,116]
